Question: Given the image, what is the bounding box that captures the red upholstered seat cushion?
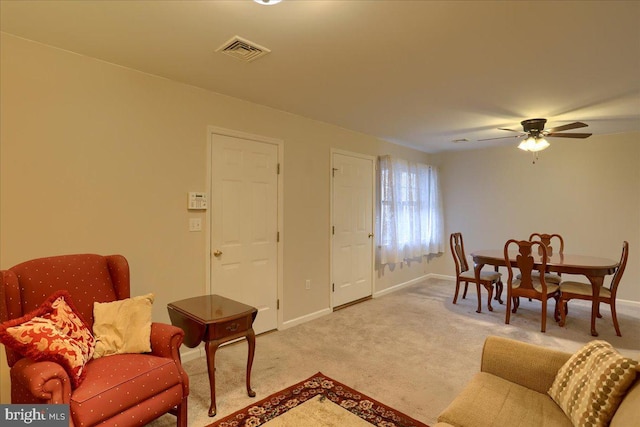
[71,354,184,426]
[0,290,96,387]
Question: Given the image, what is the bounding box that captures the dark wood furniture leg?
[246,328,256,398]
[205,340,221,417]
[586,275,604,337]
[474,262,494,313]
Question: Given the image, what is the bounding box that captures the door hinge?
[332,226,335,235]
[332,283,335,292]
[277,299,280,310]
[277,163,280,175]
[277,231,280,242]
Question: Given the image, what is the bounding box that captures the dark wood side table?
[167,294,258,417]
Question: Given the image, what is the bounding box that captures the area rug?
[207,372,429,427]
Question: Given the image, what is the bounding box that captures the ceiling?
[1,0,639,153]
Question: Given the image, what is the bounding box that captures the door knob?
[368,233,374,238]
[213,250,223,257]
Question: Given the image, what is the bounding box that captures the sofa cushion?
[70,353,183,426]
[437,372,572,427]
[548,340,638,427]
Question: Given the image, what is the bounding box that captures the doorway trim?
[329,148,376,310]
[206,125,284,330]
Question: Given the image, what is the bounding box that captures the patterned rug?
[206,372,429,427]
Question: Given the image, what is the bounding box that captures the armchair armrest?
[480,336,571,394]
[149,322,184,360]
[10,358,72,404]
[149,322,189,395]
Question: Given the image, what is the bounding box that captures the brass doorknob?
[213,250,223,257]
[368,233,374,238]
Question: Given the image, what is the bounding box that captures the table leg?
[205,340,220,417]
[586,275,604,337]
[246,328,256,398]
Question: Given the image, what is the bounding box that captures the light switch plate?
[189,218,202,232]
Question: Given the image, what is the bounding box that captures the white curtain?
[379,155,444,265]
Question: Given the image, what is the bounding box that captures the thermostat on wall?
[188,192,208,210]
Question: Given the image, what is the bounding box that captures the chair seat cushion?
[437,372,572,427]
[459,270,501,282]
[518,271,562,284]
[71,353,183,426]
[559,281,610,298]
[512,280,559,295]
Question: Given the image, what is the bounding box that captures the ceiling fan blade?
[498,127,521,133]
[546,132,592,139]
[478,134,524,141]
[545,122,588,133]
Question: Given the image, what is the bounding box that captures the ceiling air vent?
[216,36,271,62]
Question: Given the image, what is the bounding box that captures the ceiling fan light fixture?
[518,136,549,152]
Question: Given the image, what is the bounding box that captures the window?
[379,155,444,265]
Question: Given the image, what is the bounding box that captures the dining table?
[470,249,619,336]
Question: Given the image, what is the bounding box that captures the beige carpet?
[147,278,640,427]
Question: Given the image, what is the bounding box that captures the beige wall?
[428,132,640,303]
[0,34,434,402]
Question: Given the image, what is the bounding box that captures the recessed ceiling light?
[254,0,282,5]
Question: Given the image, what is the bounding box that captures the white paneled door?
[331,151,375,307]
[210,132,279,334]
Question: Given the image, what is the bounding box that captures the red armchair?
[0,254,188,427]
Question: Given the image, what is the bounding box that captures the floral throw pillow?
[548,340,638,427]
[0,290,96,388]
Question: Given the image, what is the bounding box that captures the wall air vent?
[216,36,271,62]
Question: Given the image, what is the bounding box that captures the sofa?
[436,336,639,427]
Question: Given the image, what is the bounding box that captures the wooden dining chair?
[558,241,629,336]
[504,239,560,332]
[450,232,502,307]
[521,233,564,284]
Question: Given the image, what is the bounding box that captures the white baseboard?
[424,274,640,308]
[179,346,204,362]
[426,273,454,281]
[280,307,332,330]
[373,274,431,298]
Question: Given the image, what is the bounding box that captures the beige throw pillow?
[548,340,638,427]
[92,293,154,358]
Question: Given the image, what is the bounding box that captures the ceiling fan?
[479,118,592,151]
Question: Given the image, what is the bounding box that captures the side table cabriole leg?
[246,328,256,398]
[205,340,221,417]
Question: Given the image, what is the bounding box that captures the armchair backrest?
[1,254,130,366]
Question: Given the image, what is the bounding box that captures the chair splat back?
[529,233,564,257]
[450,232,469,274]
[509,240,547,291]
